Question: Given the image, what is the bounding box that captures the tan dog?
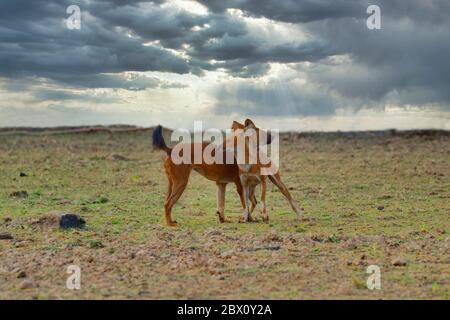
[152,119,302,226]
[227,121,270,222]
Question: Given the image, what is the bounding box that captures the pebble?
[0,232,13,240]
[109,154,130,161]
[19,280,34,290]
[9,190,28,198]
[392,257,407,266]
[220,249,236,259]
[17,270,27,278]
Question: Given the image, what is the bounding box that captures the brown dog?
[226,121,271,223]
[152,119,302,226]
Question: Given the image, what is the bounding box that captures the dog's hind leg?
[164,164,192,226]
[164,180,188,226]
[216,182,228,223]
[165,171,173,202]
[268,173,303,220]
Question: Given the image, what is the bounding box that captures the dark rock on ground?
[9,191,28,198]
[30,212,85,229]
[247,244,281,252]
[60,213,86,229]
[0,232,14,240]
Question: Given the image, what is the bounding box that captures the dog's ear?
[244,118,256,129]
[231,121,243,129]
[244,119,255,127]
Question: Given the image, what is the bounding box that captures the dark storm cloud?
[89,1,210,49]
[0,0,341,84]
[197,0,366,23]
[298,1,450,111]
[0,0,449,115]
[0,0,191,93]
[205,0,450,114]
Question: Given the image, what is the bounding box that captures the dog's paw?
[238,217,249,223]
[216,211,231,223]
[167,220,178,227]
[295,207,304,220]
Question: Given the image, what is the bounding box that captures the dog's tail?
[152,125,171,155]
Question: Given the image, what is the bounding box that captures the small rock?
[204,228,223,237]
[88,240,104,249]
[138,290,150,296]
[60,214,86,229]
[0,232,13,240]
[392,257,407,266]
[342,241,358,250]
[3,217,12,224]
[310,234,323,242]
[15,241,28,248]
[358,260,368,266]
[17,270,27,278]
[10,190,28,198]
[248,244,281,252]
[263,230,281,242]
[19,280,34,289]
[109,154,130,161]
[220,249,236,259]
[377,205,385,211]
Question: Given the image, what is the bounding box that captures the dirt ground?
[0,128,449,299]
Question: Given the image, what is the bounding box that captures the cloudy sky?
[1,0,449,131]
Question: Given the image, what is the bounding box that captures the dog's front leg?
[216,182,229,223]
[248,186,258,222]
[239,179,250,223]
